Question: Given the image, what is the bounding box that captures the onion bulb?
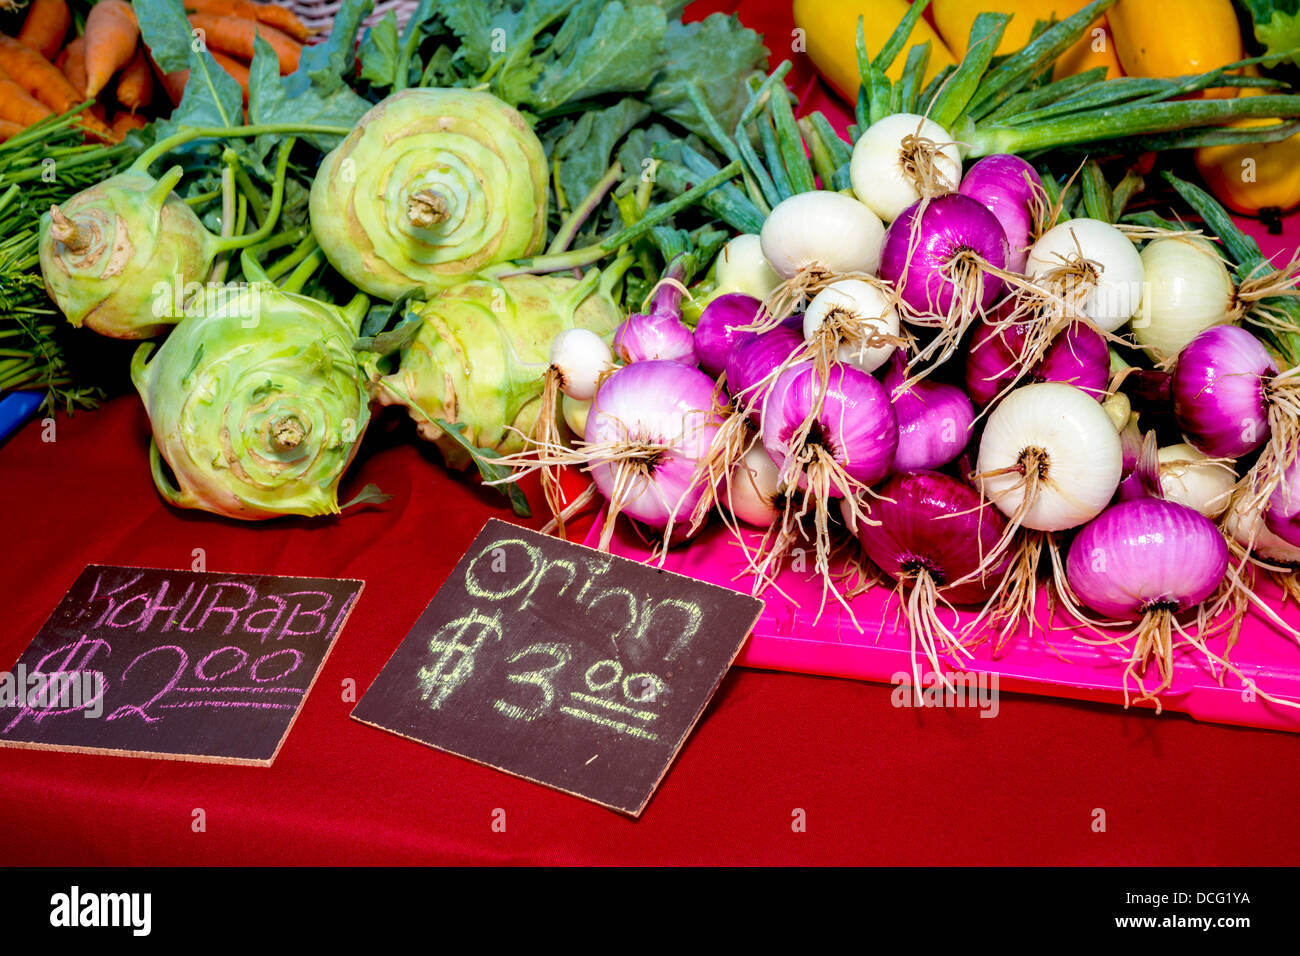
[801,278,900,374]
[1026,218,1144,333]
[1157,443,1235,519]
[1132,236,1235,362]
[850,113,962,223]
[715,233,782,301]
[760,191,885,280]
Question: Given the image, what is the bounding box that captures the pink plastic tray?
[585,515,1300,733]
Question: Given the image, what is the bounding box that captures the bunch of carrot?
[0,0,310,144]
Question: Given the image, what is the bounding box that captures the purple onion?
[693,293,763,377]
[851,471,1010,606]
[965,314,1110,407]
[1265,455,1300,547]
[584,360,723,530]
[1172,325,1274,458]
[1066,498,1228,619]
[725,325,803,416]
[957,155,1042,273]
[613,255,697,365]
[882,354,973,472]
[760,361,897,493]
[878,193,1010,317]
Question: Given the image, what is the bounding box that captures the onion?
[722,442,781,528]
[1224,492,1300,565]
[956,155,1043,273]
[1066,498,1228,708]
[965,315,1109,407]
[562,394,591,438]
[1131,236,1235,362]
[801,278,900,375]
[977,381,1122,534]
[584,360,725,548]
[850,113,962,223]
[693,293,763,377]
[1172,324,1277,459]
[613,255,696,365]
[882,354,973,472]
[1157,443,1235,519]
[725,326,804,416]
[549,328,612,401]
[1265,454,1300,547]
[848,471,1010,695]
[759,191,885,279]
[714,233,782,301]
[879,194,1009,320]
[1026,218,1144,333]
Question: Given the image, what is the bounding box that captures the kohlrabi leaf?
[358,11,401,86]
[647,13,768,139]
[525,1,668,112]
[553,98,651,206]
[435,418,533,518]
[133,0,192,73]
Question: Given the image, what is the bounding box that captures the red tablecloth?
[3,1,1300,867]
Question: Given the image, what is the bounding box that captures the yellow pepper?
[793,0,956,103]
[1052,16,1123,80]
[1195,88,1300,215]
[1108,0,1242,98]
[931,0,1090,58]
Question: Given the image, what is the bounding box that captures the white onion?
[550,328,612,400]
[801,279,899,374]
[977,382,1123,531]
[723,443,781,527]
[1158,443,1235,519]
[715,233,783,300]
[1132,236,1235,362]
[1102,389,1131,432]
[760,191,885,279]
[1027,219,1144,332]
[850,113,962,223]
[1224,494,1300,564]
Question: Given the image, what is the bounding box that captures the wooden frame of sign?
[0,565,363,766]
[352,518,764,816]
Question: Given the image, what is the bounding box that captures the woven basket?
[285,0,421,39]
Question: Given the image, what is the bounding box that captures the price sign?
[0,565,363,765]
[352,519,763,816]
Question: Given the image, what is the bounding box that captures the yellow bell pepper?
[1108,0,1242,98]
[794,0,956,103]
[931,0,1090,59]
[1195,88,1300,215]
[1052,16,1123,80]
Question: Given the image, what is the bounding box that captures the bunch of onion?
[846,471,1011,699]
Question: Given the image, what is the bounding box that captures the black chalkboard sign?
[0,565,363,765]
[352,519,763,816]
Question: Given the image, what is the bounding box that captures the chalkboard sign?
[0,565,363,765]
[352,519,763,816]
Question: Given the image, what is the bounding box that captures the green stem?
[209,138,296,254]
[278,249,325,294]
[266,233,320,281]
[547,162,622,255]
[129,124,350,173]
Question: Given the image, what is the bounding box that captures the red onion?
[585,360,724,535]
[761,361,897,494]
[878,193,1009,318]
[1266,455,1300,547]
[693,293,762,377]
[956,155,1042,273]
[613,256,696,365]
[882,354,973,472]
[1172,325,1274,458]
[725,326,803,415]
[965,314,1109,407]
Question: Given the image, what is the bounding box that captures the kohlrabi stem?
[339,293,370,335]
[279,249,325,294]
[482,161,742,279]
[209,138,297,254]
[129,124,351,173]
[228,152,267,227]
[240,250,272,285]
[266,234,320,282]
[547,162,623,255]
[208,165,237,285]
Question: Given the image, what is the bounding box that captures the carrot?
[111,110,147,139]
[17,0,70,61]
[0,77,54,126]
[0,119,23,142]
[115,42,153,111]
[188,13,300,74]
[184,0,311,43]
[212,49,250,104]
[60,34,86,96]
[0,36,114,141]
[83,0,140,98]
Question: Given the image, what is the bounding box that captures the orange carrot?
[111,110,147,139]
[83,0,140,98]
[0,119,23,141]
[188,14,300,74]
[0,36,113,140]
[60,34,86,96]
[0,77,54,126]
[115,42,153,110]
[17,0,70,60]
[211,49,250,104]
[184,0,311,43]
